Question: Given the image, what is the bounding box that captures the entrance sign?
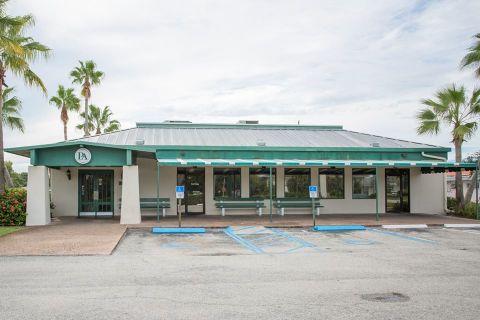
[309,185,318,198]
[175,186,185,199]
[75,148,92,165]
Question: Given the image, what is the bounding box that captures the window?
[249,168,276,198]
[319,168,344,199]
[214,168,241,199]
[352,168,376,199]
[284,168,310,198]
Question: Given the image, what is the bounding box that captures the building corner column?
[26,166,50,226]
[120,165,141,224]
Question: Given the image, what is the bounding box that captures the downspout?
[421,152,448,214]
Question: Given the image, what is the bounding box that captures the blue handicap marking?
[343,239,380,245]
[175,186,185,192]
[309,186,318,192]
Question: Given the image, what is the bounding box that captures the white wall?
[410,168,445,214]
[51,166,122,216]
[49,160,446,216]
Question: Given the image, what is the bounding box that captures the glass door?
[385,169,410,213]
[177,168,205,215]
[79,170,114,217]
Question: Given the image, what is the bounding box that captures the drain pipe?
[421,152,448,213]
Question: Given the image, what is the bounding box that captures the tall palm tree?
[460,33,480,78]
[2,87,24,132]
[77,105,120,135]
[417,84,480,213]
[0,0,50,192]
[70,60,104,137]
[49,85,80,140]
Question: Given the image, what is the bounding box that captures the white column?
[241,167,249,198]
[204,167,215,214]
[120,165,141,224]
[26,166,50,226]
[276,167,284,198]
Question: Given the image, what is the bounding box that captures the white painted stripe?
[444,224,480,228]
[299,161,306,166]
[382,224,428,229]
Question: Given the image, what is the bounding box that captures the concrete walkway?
[0,218,126,256]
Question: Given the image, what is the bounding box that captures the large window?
[214,168,241,199]
[284,168,310,198]
[352,168,376,199]
[249,168,276,198]
[319,168,344,199]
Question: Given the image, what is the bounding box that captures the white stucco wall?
[50,166,122,216]
[410,168,445,214]
[49,158,446,217]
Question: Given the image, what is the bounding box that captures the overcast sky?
[5,0,480,172]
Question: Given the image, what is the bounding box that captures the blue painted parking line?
[342,239,379,246]
[313,225,366,232]
[152,227,206,234]
[367,228,435,244]
[269,228,318,249]
[223,227,264,254]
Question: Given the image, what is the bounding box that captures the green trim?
[136,122,344,130]
[30,149,37,165]
[126,150,133,165]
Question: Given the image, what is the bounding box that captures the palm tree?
[49,85,80,140]
[70,60,104,137]
[460,33,480,78]
[77,105,120,135]
[0,1,50,192]
[2,87,24,132]
[417,84,480,213]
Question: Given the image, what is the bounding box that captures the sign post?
[309,185,318,227]
[175,186,185,227]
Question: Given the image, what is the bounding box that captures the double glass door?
[385,169,410,213]
[177,168,205,215]
[78,170,114,217]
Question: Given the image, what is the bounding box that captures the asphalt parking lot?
[1,226,480,320]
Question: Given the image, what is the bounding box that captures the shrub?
[464,202,479,220]
[447,197,457,211]
[0,188,27,226]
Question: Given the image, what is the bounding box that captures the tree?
[463,151,479,204]
[2,87,23,132]
[417,84,480,212]
[0,0,50,193]
[77,104,120,135]
[70,60,104,137]
[5,160,27,187]
[460,33,480,78]
[49,85,80,140]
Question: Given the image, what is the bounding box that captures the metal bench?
[215,198,266,216]
[273,198,323,216]
[140,198,171,219]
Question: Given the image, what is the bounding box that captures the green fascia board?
[137,122,344,130]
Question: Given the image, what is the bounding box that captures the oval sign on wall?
[74,148,92,165]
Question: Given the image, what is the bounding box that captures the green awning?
[156,158,477,169]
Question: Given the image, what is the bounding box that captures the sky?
[4,0,480,172]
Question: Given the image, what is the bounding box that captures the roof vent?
[162,120,192,124]
[135,139,145,145]
[238,120,259,124]
[370,142,380,148]
[256,139,266,146]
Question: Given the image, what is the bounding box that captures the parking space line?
[223,227,264,254]
[367,228,435,244]
[268,228,318,249]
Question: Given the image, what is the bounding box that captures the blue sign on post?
[309,185,318,198]
[176,186,185,199]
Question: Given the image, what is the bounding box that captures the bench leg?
[316,207,320,216]
[163,208,166,218]
[222,208,225,217]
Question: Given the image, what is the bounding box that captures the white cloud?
[4,0,480,171]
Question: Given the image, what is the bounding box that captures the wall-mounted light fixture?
[66,169,71,181]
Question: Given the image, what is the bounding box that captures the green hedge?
[0,188,27,226]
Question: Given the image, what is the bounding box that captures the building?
[5,121,477,226]
[446,171,480,202]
